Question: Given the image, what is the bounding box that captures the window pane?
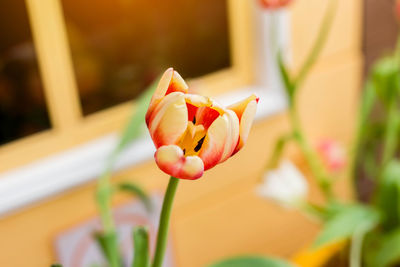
[61,0,231,115]
[0,0,51,145]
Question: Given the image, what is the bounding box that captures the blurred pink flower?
[396,0,400,21]
[259,0,292,9]
[316,139,346,173]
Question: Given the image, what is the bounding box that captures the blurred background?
[0,0,398,266]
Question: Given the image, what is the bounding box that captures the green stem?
[96,155,120,267]
[350,79,376,197]
[294,0,337,89]
[350,222,370,267]
[265,133,294,170]
[152,177,180,267]
[299,201,327,221]
[289,107,334,200]
[395,34,400,65]
[381,99,398,166]
[381,34,400,167]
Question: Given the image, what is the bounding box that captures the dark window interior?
[363,0,399,74]
[61,0,231,115]
[0,0,51,145]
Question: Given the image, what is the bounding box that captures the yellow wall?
[0,0,362,266]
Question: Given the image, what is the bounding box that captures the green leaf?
[117,182,152,212]
[370,56,400,108]
[360,80,377,126]
[376,160,400,230]
[94,231,120,266]
[277,52,295,103]
[354,79,377,154]
[349,221,371,267]
[365,229,400,267]
[313,204,380,248]
[113,81,157,157]
[208,256,295,267]
[132,226,150,267]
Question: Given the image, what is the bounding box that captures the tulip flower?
[316,139,346,173]
[146,68,259,180]
[257,160,308,206]
[259,0,292,9]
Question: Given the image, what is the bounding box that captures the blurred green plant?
[94,78,157,267]
[214,0,341,266]
[271,0,338,200]
[209,256,295,267]
[259,1,400,266]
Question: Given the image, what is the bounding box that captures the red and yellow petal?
[185,94,212,122]
[155,145,204,180]
[146,68,189,122]
[228,94,259,121]
[232,98,258,154]
[220,110,240,162]
[153,68,188,101]
[194,98,226,129]
[148,92,188,148]
[198,114,230,170]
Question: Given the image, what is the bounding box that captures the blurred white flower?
[257,160,308,206]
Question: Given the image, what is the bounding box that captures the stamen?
[194,136,206,152]
[183,149,186,155]
[192,116,196,124]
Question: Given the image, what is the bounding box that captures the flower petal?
[259,0,292,9]
[148,92,188,148]
[146,68,188,123]
[257,160,308,206]
[198,114,230,170]
[155,145,204,180]
[194,98,226,129]
[185,94,212,122]
[228,95,259,154]
[228,94,259,121]
[153,68,188,101]
[220,110,240,162]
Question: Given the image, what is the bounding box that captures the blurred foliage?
[132,226,150,267]
[94,76,156,267]
[208,256,295,267]
[318,38,400,266]
[355,52,400,201]
[313,204,380,249]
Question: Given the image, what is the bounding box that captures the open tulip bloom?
[146,68,259,180]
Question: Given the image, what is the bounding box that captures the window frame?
[0,0,291,215]
[0,0,256,173]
